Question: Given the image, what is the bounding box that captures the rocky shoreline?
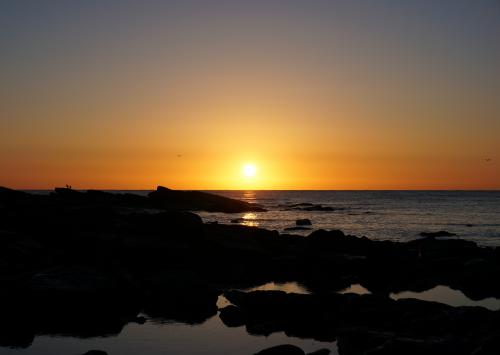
[0,187,499,354]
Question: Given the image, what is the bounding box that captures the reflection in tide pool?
[340,284,500,311]
[391,285,500,311]
[244,281,310,294]
[0,297,337,355]
[339,284,371,295]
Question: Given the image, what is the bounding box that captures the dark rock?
[0,186,29,204]
[53,187,82,197]
[227,289,496,352]
[143,271,219,324]
[296,219,312,226]
[2,186,500,351]
[419,231,457,237]
[471,332,500,355]
[131,316,147,324]
[254,344,305,355]
[284,226,312,231]
[219,305,246,327]
[148,186,266,212]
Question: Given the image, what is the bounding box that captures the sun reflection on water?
[242,190,257,203]
[242,212,259,227]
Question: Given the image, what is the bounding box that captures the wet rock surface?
[0,187,499,353]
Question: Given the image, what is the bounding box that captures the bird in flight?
[485,158,492,162]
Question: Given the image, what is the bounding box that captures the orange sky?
[1,1,499,190]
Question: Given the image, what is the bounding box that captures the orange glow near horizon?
[1,2,499,190]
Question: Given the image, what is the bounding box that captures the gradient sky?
[1,0,499,189]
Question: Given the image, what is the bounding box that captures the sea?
[5,190,498,355]
[31,189,499,246]
[192,190,500,246]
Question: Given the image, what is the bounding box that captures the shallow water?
[340,283,500,311]
[243,281,310,294]
[391,286,500,311]
[0,321,336,355]
[3,281,499,354]
[0,283,335,355]
[250,282,500,311]
[0,297,337,355]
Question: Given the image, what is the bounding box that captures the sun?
[243,163,257,177]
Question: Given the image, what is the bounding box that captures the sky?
[1,0,499,190]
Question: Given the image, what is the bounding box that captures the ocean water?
[28,190,500,246]
[198,190,500,247]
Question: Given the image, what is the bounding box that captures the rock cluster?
[0,186,499,354]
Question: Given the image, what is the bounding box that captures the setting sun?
[243,164,257,178]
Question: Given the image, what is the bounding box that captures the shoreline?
[0,186,499,354]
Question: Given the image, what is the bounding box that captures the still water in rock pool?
[340,284,500,311]
[0,284,336,355]
[3,281,499,354]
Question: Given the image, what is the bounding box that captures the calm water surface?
[2,281,499,354]
[0,291,337,355]
[198,190,500,246]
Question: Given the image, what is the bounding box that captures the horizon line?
[14,187,500,192]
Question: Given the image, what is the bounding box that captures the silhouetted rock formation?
[284,226,312,231]
[1,185,264,214]
[0,186,499,353]
[149,186,266,212]
[142,270,219,324]
[225,290,497,354]
[420,230,457,237]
